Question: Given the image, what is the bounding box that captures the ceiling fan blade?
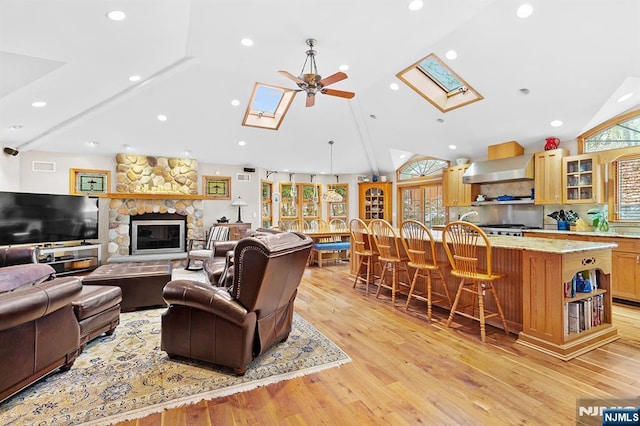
[306,94,316,107]
[318,72,347,87]
[321,88,355,99]
[278,70,305,85]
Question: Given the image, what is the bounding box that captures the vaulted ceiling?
[1,0,639,175]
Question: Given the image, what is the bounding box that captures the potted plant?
[587,208,609,232]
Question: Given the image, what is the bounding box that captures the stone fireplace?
[108,198,204,260]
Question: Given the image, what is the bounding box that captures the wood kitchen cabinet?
[562,153,603,204]
[443,164,479,207]
[534,148,568,205]
[359,182,392,224]
[608,238,640,302]
[523,231,640,303]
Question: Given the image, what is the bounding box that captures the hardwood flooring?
[117,263,640,425]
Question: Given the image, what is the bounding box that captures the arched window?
[579,108,640,153]
[397,156,448,181]
[578,108,640,221]
[396,156,448,226]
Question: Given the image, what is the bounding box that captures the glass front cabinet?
[261,180,273,228]
[358,182,392,224]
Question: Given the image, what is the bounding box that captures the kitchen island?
[523,229,640,303]
[353,231,618,360]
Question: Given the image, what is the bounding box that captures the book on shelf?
[565,294,605,335]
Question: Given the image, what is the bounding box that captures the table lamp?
[231,196,248,223]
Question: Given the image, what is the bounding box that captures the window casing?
[396,156,446,226]
[578,108,640,222]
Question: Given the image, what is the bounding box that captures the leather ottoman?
[81,261,172,310]
[72,285,122,350]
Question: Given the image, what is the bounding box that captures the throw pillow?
[0,264,57,293]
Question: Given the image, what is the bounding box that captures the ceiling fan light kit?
[279,38,355,108]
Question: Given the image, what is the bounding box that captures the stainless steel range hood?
[462,154,534,184]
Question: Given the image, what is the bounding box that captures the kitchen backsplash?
[479,181,534,199]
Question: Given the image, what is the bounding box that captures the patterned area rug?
[1,308,350,425]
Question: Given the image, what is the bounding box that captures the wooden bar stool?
[349,218,376,293]
[400,220,452,321]
[442,221,508,342]
[370,219,410,306]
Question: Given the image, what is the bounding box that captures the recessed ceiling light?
[8,125,23,130]
[183,150,192,156]
[390,83,399,91]
[550,120,563,127]
[617,92,633,103]
[231,99,240,106]
[449,144,457,150]
[339,64,349,71]
[88,140,99,147]
[445,50,458,60]
[241,38,253,47]
[32,101,47,108]
[517,4,533,18]
[408,0,424,11]
[106,10,126,21]
[399,154,407,159]
[238,141,246,146]
[129,75,141,82]
[157,114,167,122]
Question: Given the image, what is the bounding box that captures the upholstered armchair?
[161,230,313,374]
[185,225,230,271]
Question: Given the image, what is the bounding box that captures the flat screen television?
[0,191,99,246]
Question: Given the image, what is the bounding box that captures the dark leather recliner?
[0,247,82,402]
[161,230,312,374]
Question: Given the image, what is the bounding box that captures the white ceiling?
[1,0,639,176]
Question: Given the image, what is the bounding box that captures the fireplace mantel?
[108,193,204,200]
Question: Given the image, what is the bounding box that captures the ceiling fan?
[278,38,355,107]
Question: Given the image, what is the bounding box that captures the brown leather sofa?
[0,247,82,402]
[203,240,238,286]
[161,230,312,374]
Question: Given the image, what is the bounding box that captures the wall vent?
[32,161,56,172]
[236,173,251,182]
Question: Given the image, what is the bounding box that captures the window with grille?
[614,156,640,221]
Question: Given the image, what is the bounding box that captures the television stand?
[36,243,102,276]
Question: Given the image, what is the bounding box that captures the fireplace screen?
[131,219,185,255]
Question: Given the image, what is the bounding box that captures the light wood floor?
[117,263,640,425]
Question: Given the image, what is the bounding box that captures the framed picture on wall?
[69,168,110,196]
[203,176,231,200]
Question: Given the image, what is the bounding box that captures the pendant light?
[322,141,343,202]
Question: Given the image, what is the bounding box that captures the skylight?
[251,85,284,116]
[396,53,482,113]
[242,83,297,130]
[417,56,464,93]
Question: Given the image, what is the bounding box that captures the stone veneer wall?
[108,198,205,258]
[116,154,198,194]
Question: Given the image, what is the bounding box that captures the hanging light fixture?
[322,141,344,202]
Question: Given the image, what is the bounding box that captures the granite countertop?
[427,230,617,254]
[523,229,640,240]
